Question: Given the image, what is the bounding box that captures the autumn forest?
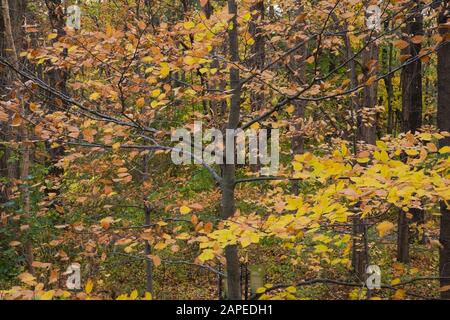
[0,0,450,301]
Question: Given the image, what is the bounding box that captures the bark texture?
[437,0,450,299]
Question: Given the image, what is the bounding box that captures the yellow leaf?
[306,56,315,64]
[242,12,252,23]
[29,103,39,112]
[112,142,121,151]
[154,242,167,250]
[286,105,295,114]
[314,244,328,254]
[241,237,251,248]
[143,292,153,300]
[38,290,55,300]
[357,157,370,164]
[198,249,215,262]
[136,97,145,108]
[418,132,432,141]
[160,63,170,78]
[151,100,159,108]
[376,221,394,238]
[18,272,37,286]
[180,206,191,215]
[256,287,266,293]
[286,286,297,293]
[376,140,387,150]
[183,21,195,30]
[85,279,93,294]
[341,144,348,156]
[100,217,114,230]
[292,162,302,171]
[184,56,197,66]
[142,56,153,63]
[380,150,389,162]
[405,149,419,156]
[151,89,161,98]
[394,289,406,300]
[89,92,101,101]
[47,33,58,40]
[130,289,138,300]
[439,146,450,154]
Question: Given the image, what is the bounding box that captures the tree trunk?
[1,0,34,275]
[437,0,450,299]
[144,204,154,295]
[221,0,241,300]
[381,20,394,135]
[0,0,26,197]
[45,0,67,162]
[401,2,423,134]
[249,0,265,112]
[248,1,265,172]
[397,0,424,263]
[359,25,379,144]
[291,1,306,195]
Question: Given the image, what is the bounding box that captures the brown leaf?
[440,285,450,292]
[394,39,409,50]
[11,113,22,127]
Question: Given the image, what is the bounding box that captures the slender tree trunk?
[337,8,371,281]
[249,0,265,112]
[0,1,17,202]
[397,0,424,263]
[382,21,394,135]
[201,1,221,116]
[397,210,410,263]
[248,0,265,172]
[360,19,379,144]
[45,0,67,161]
[401,2,423,134]
[291,1,306,194]
[144,204,154,295]
[1,0,29,201]
[1,0,34,275]
[437,0,450,299]
[342,28,367,279]
[221,0,241,300]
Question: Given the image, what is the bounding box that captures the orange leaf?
[11,113,22,127]
[394,40,409,50]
